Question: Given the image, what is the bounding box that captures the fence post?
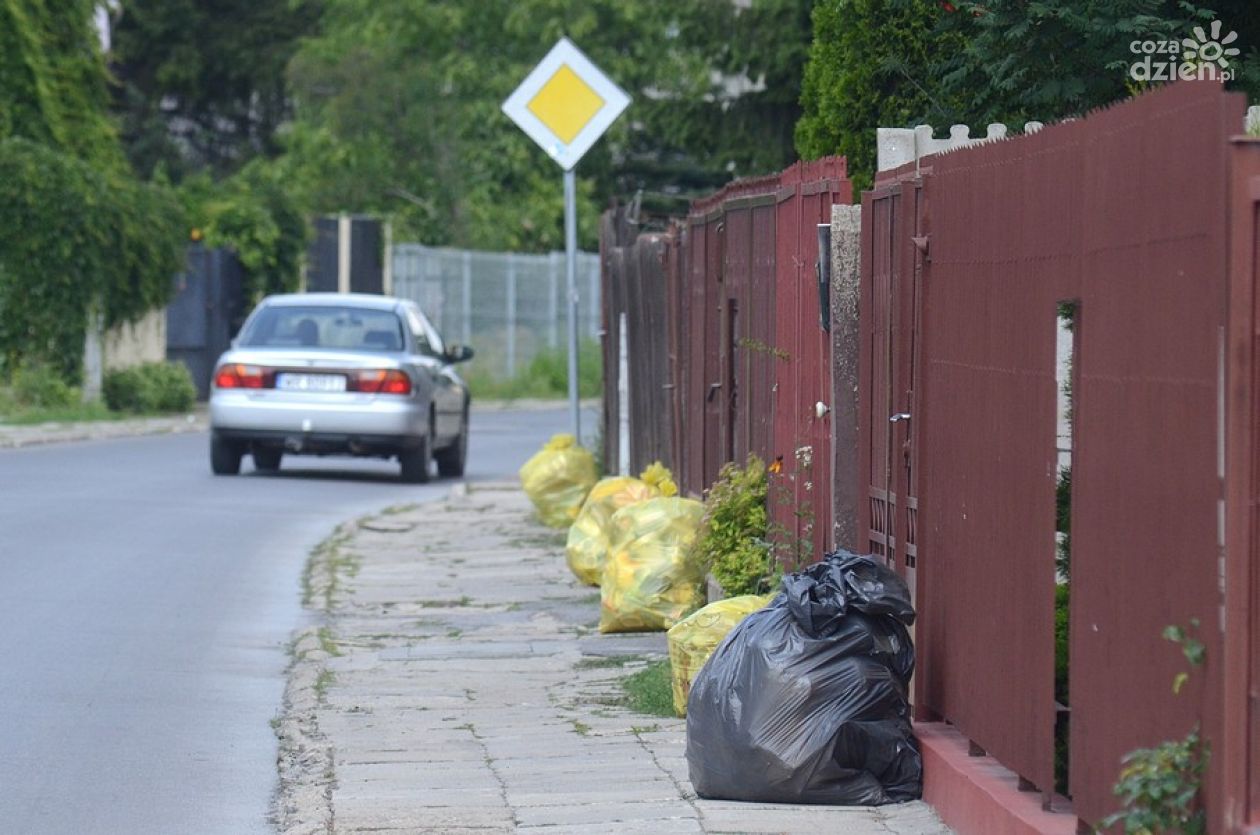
[461,250,472,347]
[618,311,630,475]
[337,213,351,294]
[548,252,560,348]
[382,221,393,297]
[506,253,517,377]
[588,257,599,340]
[830,204,862,551]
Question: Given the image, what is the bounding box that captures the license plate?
[276,372,346,393]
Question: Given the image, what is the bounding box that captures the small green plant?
[690,454,777,596]
[767,446,819,570]
[621,659,675,718]
[1101,620,1209,834]
[103,361,196,413]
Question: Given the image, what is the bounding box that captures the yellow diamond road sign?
[503,37,630,171]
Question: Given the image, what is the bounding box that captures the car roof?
[260,293,405,312]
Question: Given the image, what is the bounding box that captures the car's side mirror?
[445,345,475,364]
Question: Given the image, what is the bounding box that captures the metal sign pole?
[564,168,580,440]
[502,36,630,446]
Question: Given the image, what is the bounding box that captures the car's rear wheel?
[436,403,469,478]
[210,434,243,475]
[399,415,434,484]
[253,447,283,473]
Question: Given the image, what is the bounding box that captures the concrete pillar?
[830,204,862,551]
[82,308,104,402]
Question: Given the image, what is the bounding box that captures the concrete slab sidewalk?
[273,482,952,835]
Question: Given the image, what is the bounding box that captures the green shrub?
[9,360,77,409]
[691,454,777,597]
[103,362,196,413]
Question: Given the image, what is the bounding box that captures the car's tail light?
[214,364,267,389]
[351,369,412,395]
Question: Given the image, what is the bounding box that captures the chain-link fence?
[391,243,601,380]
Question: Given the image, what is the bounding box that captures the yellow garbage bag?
[518,434,598,528]
[565,462,678,586]
[667,594,773,716]
[600,496,706,633]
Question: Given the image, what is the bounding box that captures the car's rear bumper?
[210,391,426,437]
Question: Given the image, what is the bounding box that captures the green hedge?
[0,138,185,382]
[103,362,196,414]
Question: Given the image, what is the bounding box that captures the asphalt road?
[0,405,593,834]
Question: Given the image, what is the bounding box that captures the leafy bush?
[9,360,78,409]
[103,362,196,413]
[1102,622,1209,833]
[1103,730,1208,835]
[691,454,776,597]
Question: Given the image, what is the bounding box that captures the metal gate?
[166,246,245,399]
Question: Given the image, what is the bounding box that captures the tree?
[796,0,1248,193]
[795,0,965,193]
[933,0,1212,127]
[281,0,813,250]
[109,0,319,179]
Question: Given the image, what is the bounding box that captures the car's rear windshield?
[239,305,406,352]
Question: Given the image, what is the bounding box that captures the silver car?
[209,293,472,483]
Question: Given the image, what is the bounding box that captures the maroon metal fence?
[1224,133,1260,833]
[602,159,849,563]
[677,160,849,560]
[861,81,1251,829]
[599,209,676,474]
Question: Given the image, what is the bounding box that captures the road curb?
[0,411,208,450]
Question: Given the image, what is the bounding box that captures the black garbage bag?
[685,550,922,805]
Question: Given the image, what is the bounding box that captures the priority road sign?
[501,37,631,171]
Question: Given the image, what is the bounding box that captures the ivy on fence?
[0,138,185,381]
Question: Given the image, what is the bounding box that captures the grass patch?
[505,529,567,550]
[301,528,358,611]
[622,659,676,718]
[318,626,343,657]
[314,669,336,703]
[0,399,121,425]
[463,339,602,401]
[574,654,644,670]
[570,719,592,736]
[416,596,473,608]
